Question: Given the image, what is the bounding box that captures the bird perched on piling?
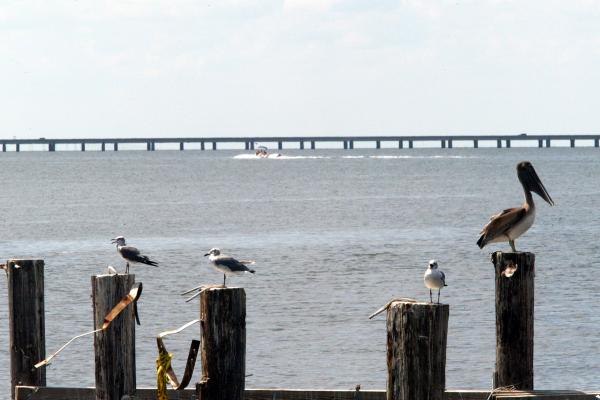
[477,161,554,252]
[204,248,255,287]
[424,260,446,304]
[111,236,158,274]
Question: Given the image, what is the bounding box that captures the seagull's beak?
[204,253,210,257]
[110,239,117,244]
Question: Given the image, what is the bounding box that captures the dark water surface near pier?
[1,148,599,394]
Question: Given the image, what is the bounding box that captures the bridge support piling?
[506,140,511,148]
[343,141,348,150]
[497,139,502,148]
[49,143,55,152]
[2,143,6,152]
[311,141,315,150]
[546,139,551,148]
[473,140,478,148]
[113,143,118,151]
[180,142,184,151]
[250,142,255,150]
[398,140,403,149]
[201,142,205,151]
[595,139,599,148]
[570,139,575,148]
[212,142,217,151]
[278,141,282,150]
[409,141,413,149]
[16,144,20,152]
[101,143,105,152]
[441,140,446,149]
[538,139,543,148]
[81,143,85,152]
[349,140,354,149]
[448,140,453,149]
[376,140,381,149]
[245,142,249,150]
[299,141,304,150]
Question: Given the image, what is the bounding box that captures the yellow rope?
[156,350,173,400]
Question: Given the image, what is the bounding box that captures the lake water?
[0,148,599,395]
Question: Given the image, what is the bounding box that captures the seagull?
[204,248,255,287]
[424,260,446,304]
[111,236,158,274]
[477,161,554,252]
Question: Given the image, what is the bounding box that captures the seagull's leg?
[437,289,441,304]
[509,240,516,252]
[429,289,432,303]
[223,274,226,287]
[126,262,130,274]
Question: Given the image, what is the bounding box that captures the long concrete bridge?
[1,134,599,152]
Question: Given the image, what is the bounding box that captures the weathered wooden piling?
[386,301,449,400]
[7,259,46,400]
[197,287,246,400]
[492,251,535,390]
[92,274,136,400]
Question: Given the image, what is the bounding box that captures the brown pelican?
[477,161,554,252]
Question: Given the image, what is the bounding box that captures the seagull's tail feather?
[132,255,158,267]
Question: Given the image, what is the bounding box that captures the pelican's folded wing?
[478,207,526,245]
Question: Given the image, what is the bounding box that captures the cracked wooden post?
[197,287,246,400]
[7,259,46,400]
[92,274,136,400]
[386,301,449,400]
[492,251,535,390]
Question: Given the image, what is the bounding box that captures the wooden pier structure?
[1,134,600,152]
[4,256,600,400]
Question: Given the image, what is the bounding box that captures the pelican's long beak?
[523,164,554,206]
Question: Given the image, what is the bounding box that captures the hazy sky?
[2,1,600,138]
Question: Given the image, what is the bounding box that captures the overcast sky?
[2,0,600,138]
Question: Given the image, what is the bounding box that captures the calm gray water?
[1,148,599,395]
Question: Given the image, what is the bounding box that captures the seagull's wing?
[214,256,255,273]
[440,270,447,286]
[120,246,141,258]
[120,246,158,266]
[477,207,526,248]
